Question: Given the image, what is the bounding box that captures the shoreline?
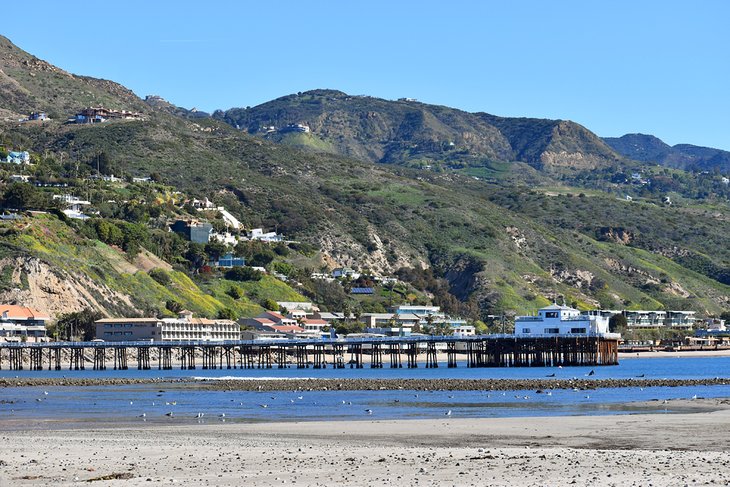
[2,402,730,486]
[619,349,730,358]
[1,376,729,390]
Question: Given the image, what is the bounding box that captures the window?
[545,312,558,318]
[123,332,133,336]
[571,328,586,334]
[522,328,531,334]
[545,328,560,334]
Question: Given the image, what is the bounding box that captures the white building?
[249,228,283,242]
[515,304,610,336]
[452,325,476,338]
[53,194,91,220]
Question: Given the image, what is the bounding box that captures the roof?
[541,303,576,311]
[96,318,161,324]
[0,305,50,321]
[269,325,305,333]
[302,319,328,325]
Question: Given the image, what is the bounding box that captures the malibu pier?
[0,334,619,371]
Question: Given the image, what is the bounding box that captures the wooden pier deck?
[0,335,619,371]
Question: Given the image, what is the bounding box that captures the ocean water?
[1,356,730,380]
[1,357,729,426]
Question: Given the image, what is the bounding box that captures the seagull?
[587,370,595,376]
[129,401,134,405]
[270,396,276,400]
[584,395,591,399]
[546,373,555,377]
[365,409,373,415]
[297,396,303,400]
[636,374,645,378]
[445,410,452,416]
[448,395,454,399]
[290,399,294,403]
[692,394,698,400]
[195,412,204,418]
[546,391,552,396]
[43,391,49,395]
[259,404,268,408]
[219,413,226,418]
[165,411,174,417]
[139,413,146,418]
[35,398,42,402]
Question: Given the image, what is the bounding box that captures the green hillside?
[0,35,728,322]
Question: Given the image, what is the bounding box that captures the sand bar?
[2,399,730,486]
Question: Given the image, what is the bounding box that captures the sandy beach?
[2,398,730,486]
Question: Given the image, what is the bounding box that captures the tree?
[225,266,263,282]
[609,313,628,333]
[2,183,41,210]
[262,299,279,311]
[56,308,103,341]
[217,308,237,320]
[148,268,171,286]
[226,286,244,300]
[166,300,184,313]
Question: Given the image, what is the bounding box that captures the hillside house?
[248,228,283,242]
[74,107,143,124]
[332,267,360,280]
[171,220,213,244]
[208,253,245,268]
[5,151,30,164]
[279,123,310,133]
[53,194,91,220]
[29,112,48,121]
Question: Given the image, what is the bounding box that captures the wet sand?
[2,399,730,486]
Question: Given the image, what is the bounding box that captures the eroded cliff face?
[0,256,140,321]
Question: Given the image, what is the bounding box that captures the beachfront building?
[515,304,610,336]
[664,311,696,330]
[0,305,49,342]
[95,311,239,342]
[622,310,667,329]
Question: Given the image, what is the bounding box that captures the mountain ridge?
[213,89,623,173]
[604,133,730,172]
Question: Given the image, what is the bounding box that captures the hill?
[604,133,730,172]
[213,89,623,173]
[0,36,729,321]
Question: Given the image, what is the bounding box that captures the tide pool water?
[3,383,729,427]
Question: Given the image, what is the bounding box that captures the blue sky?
[3,1,729,149]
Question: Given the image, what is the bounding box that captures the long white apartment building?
[95,311,239,342]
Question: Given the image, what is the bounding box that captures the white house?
[249,228,283,242]
[53,194,91,220]
[515,304,610,336]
